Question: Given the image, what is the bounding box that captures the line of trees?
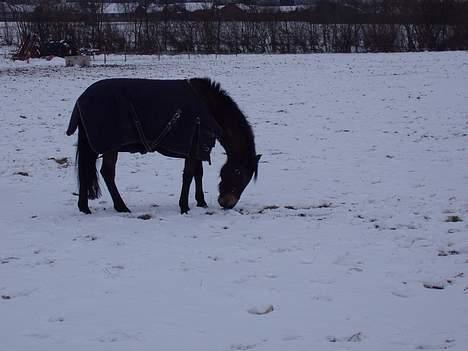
[2,0,468,53]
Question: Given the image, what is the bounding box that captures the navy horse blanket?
[66,78,221,162]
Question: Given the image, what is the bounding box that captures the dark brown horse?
[66,78,260,214]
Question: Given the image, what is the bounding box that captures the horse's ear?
[254,154,262,181]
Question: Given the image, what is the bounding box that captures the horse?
[66,78,261,215]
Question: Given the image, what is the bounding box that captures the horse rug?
[68,78,221,162]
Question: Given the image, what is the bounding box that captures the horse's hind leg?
[100,152,131,213]
[194,161,207,208]
[179,158,195,214]
[77,125,100,214]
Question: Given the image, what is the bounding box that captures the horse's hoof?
[180,207,190,214]
[197,201,208,208]
[79,207,92,214]
[115,205,131,213]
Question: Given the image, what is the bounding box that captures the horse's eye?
[234,169,241,176]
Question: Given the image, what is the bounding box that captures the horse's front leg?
[194,160,207,208]
[100,151,131,213]
[179,158,195,214]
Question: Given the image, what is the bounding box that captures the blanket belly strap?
[128,99,182,154]
[148,109,182,151]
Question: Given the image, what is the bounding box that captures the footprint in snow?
[73,234,98,242]
[327,332,365,343]
[438,249,459,256]
[231,344,257,350]
[247,304,274,315]
[416,339,456,350]
[98,330,139,343]
[312,295,333,302]
[423,281,449,290]
[0,256,19,264]
[2,289,37,300]
[282,335,302,341]
[48,316,65,323]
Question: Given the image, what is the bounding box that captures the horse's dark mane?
[190,78,257,171]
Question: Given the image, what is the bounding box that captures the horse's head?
[189,78,260,209]
[218,155,261,209]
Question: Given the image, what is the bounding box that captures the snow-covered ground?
[1,51,467,350]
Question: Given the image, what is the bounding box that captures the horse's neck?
[217,113,251,163]
[193,80,253,163]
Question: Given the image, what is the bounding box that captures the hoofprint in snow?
[0,51,467,351]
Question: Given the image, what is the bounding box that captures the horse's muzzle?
[218,194,239,209]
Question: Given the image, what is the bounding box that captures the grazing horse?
[66,78,260,214]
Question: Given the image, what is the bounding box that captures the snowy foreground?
[1,52,468,350]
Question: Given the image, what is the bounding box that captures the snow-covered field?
[1,51,468,350]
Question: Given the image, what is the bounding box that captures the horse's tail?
[76,122,101,200]
[66,104,80,136]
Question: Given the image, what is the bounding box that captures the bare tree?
[78,0,108,49]
[0,1,14,45]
